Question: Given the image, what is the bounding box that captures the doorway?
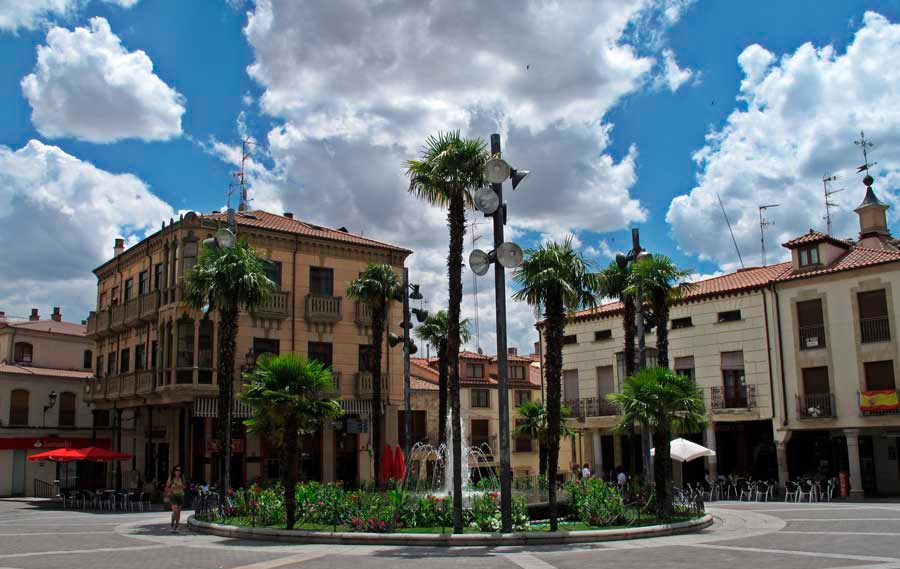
[335,430,359,486]
[11,450,25,496]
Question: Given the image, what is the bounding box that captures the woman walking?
[165,466,186,533]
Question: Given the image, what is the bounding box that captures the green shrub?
[565,479,625,527]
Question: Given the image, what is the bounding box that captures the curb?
[187,513,713,546]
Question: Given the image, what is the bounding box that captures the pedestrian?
[616,466,627,488]
[581,463,591,480]
[164,465,186,533]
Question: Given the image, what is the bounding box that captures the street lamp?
[42,390,58,427]
[395,270,425,455]
[467,133,529,533]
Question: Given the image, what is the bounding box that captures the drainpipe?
[770,283,789,426]
[291,236,298,352]
[762,289,777,423]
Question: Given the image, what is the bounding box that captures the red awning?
[27,447,132,462]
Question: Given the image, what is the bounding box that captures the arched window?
[9,389,29,425]
[14,342,33,364]
[58,392,77,427]
[83,349,93,370]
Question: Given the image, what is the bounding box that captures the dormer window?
[798,245,820,267]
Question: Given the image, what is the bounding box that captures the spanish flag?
[860,390,900,412]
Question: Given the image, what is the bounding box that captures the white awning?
[193,397,253,419]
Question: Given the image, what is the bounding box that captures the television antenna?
[717,193,745,268]
[758,203,779,266]
[822,173,845,236]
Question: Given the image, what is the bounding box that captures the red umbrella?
[380,444,394,483]
[28,447,132,462]
[392,445,407,481]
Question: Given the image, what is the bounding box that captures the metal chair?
[797,480,815,502]
[784,482,799,502]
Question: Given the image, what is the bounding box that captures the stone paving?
[1,499,899,569]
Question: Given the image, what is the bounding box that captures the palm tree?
[513,237,600,531]
[240,353,343,529]
[184,238,275,496]
[413,310,472,447]
[626,255,694,367]
[608,367,705,516]
[514,399,575,479]
[597,261,636,378]
[406,131,487,533]
[346,263,402,488]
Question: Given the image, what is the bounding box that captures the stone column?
[322,423,335,483]
[844,428,865,499]
[592,430,603,476]
[704,423,718,480]
[613,434,623,469]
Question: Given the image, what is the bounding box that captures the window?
[514,390,531,407]
[358,344,375,373]
[397,410,428,447]
[859,290,890,343]
[264,260,282,287]
[170,243,178,287]
[139,270,149,295]
[183,241,198,273]
[802,367,830,395]
[594,329,612,341]
[720,351,746,407]
[198,321,213,368]
[96,354,104,378]
[465,363,484,378]
[596,365,615,397]
[120,348,131,373]
[563,369,580,402]
[510,365,525,380]
[671,317,693,329]
[154,263,163,290]
[470,419,490,449]
[308,342,333,368]
[252,338,281,365]
[864,360,896,391]
[616,352,626,386]
[563,334,577,345]
[14,342,33,364]
[134,344,146,371]
[9,389,29,425]
[99,292,107,309]
[471,388,490,408]
[124,278,134,302]
[150,341,158,369]
[797,299,826,349]
[645,347,659,368]
[717,310,741,323]
[58,392,76,427]
[674,356,695,380]
[107,352,117,376]
[798,245,820,267]
[176,318,195,368]
[83,349,93,370]
[310,267,334,296]
[111,286,120,304]
[514,419,533,452]
[93,409,110,428]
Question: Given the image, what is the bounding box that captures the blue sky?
[2,0,900,352]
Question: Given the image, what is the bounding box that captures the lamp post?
[469,133,528,533]
[42,390,58,428]
[615,228,651,478]
[391,272,426,456]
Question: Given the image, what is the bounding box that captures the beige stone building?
[0,309,97,496]
[83,209,410,488]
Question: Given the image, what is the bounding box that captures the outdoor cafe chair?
[784,482,800,502]
[738,481,756,501]
[797,480,816,502]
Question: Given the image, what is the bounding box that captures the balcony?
[322,371,341,396]
[861,316,890,343]
[797,393,835,419]
[858,390,900,416]
[305,294,341,323]
[136,370,155,395]
[84,378,104,401]
[110,303,126,331]
[355,371,387,397]
[565,396,620,418]
[252,290,291,319]
[106,376,121,399]
[469,434,498,462]
[799,324,826,350]
[140,291,159,320]
[120,372,136,397]
[87,310,112,337]
[124,298,141,326]
[355,301,373,326]
[710,385,758,411]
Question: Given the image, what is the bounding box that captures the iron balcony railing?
[796,393,835,419]
[565,397,620,418]
[799,324,826,349]
[860,316,890,343]
[709,385,758,411]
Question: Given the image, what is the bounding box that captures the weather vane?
[854,131,877,176]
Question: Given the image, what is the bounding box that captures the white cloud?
[654,48,694,92]
[101,0,139,7]
[21,17,185,143]
[667,11,900,269]
[0,0,79,33]
[0,140,174,322]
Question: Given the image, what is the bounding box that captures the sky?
[2,0,900,355]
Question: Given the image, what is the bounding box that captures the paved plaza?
[1,499,899,569]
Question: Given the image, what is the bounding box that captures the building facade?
[0,308,99,496]
[83,209,410,488]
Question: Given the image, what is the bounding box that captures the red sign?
[206,439,245,453]
[0,437,111,451]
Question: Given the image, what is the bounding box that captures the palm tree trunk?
[217,305,238,499]
[544,296,565,532]
[446,191,465,533]
[654,293,670,368]
[652,423,673,517]
[538,441,547,479]
[437,341,448,448]
[623,293,636,377]
[371,309,386,489]
[283,413,299,529]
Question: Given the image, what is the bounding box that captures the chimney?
[51,307,61,322]
[114,238,125,257]
[29,308,40,321]
[81,320,87,325]
[283,212,294,219]
[508,347,518,356]
[0,311,6,323]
